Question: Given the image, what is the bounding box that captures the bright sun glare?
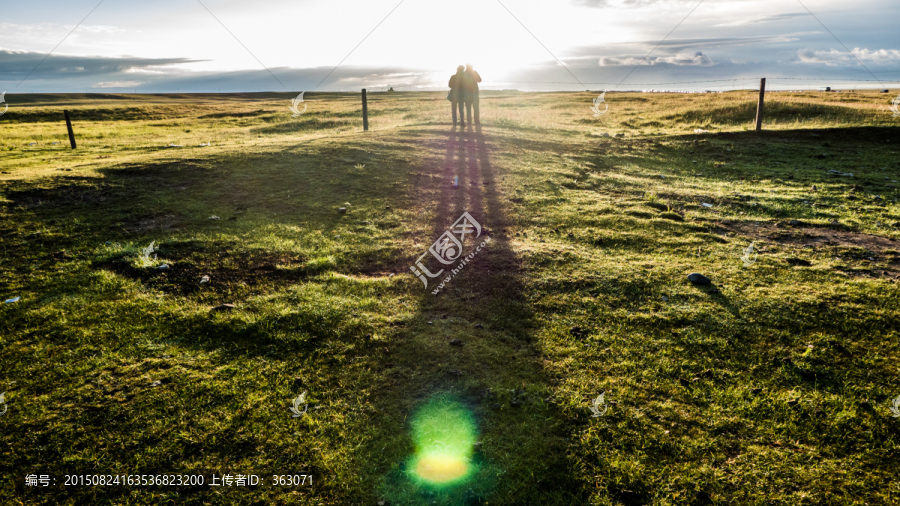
[338,0,571,85]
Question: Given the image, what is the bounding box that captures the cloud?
[0,48,203,76]
[573,0,695,7]
[564,34,805,63]
[714,12,809,27]
[599,51,714,66]
[796,47,900,65]
[564,34,807,70]
[640,34,804,51]
[574,0,756,7]
[93,81,145,88]
[0,48,447,92]
[0,21,125,38]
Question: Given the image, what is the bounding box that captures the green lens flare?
[408,396,478,486]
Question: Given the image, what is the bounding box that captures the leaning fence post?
[64,110,77,149]
[362,88,369,131]
[755,78,766,132]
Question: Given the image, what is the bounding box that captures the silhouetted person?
[461,63,482,126]
[448,65,466,127]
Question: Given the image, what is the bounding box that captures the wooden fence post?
[361,89,369,132]
[64,110,77,149]
[755,78,766,132]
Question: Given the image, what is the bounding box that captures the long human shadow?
[369,124,587,505]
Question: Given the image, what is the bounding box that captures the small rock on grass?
[449,339,464,347]
[338,207,347,214]
[211,303,234,312]
[200,275,210,284]
[687,273,711,285]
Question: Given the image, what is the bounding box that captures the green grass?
[1,89,899,505]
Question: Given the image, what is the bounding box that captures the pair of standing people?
[448,64,482,127]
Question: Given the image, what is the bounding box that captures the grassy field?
[1,89,899,505]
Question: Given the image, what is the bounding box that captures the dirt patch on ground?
[125,214,183,233]
[713,220,900,252]
[654,192,744,209]
[4,177,120,210]
[93,241,309,296]
[712,219,900,279]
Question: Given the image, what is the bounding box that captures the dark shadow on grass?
[366,125,589,505]
[689,281,734,306]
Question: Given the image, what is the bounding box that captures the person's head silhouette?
[457,65,465,74]
[466,63,473,71]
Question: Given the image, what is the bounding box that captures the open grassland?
[1,90,899,505]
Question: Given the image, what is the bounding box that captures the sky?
[1,0,898,93]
